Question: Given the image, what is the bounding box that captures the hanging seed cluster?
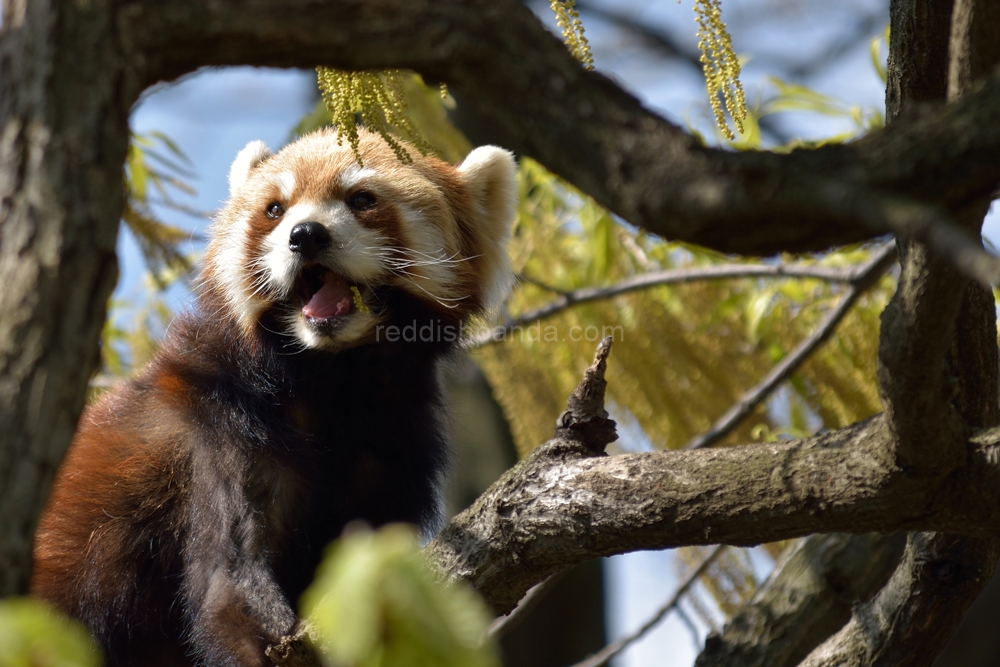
[315,67,433,165]
[694,0,747,140]
[550,0,594,71]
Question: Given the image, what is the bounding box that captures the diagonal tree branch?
[470,251,893,349]
[687,242,897,449]
[485,571,565,640]
[694,533,905,667]
[570,545,727,667]
[123,0,1000,264]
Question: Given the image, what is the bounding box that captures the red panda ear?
[458,146,518,312]
[458,146,517,233]
[228,140,272,196]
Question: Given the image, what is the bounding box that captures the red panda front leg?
[181,448,298,667]
[184,559,297,667]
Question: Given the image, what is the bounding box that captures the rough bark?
[422,415,1000,615]
[800,533,999,667]
[0,0,131,594]
[694,533,906,667]
[798,1,1000,664]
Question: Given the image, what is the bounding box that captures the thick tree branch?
[800,533,999,667]
[695,533,905,667]
[423,408,1000,615]
[122,0,1000,264]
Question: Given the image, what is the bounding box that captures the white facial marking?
[207,213,263,331]
[269,172,296,201]
[391,204,461,305]
[338,164,378,192]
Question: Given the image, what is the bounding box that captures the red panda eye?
[265,202,285,219]
[347,191,376,211]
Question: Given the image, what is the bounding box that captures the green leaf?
[126,143,149,202]
[870,25,889,84]
[745,286,777,344]
[763,78,849,118]
[0,598,100,667]
[148,130,194,165]
[302,525,499,667]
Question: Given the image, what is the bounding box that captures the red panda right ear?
[228,140,272,195]
[457,146,518,314]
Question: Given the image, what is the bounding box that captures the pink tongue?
[303,272,353,319]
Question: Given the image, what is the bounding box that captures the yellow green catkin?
[315,67,434,165]
[351,286,370,314]
[550,0,594,70]
[694,0,747,140]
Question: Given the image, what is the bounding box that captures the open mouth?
[295,264,363,323]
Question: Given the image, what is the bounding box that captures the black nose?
[289,222,331,261]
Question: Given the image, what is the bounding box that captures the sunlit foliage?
[302,525,499,667]
[296,73,470,163]
[122,132,200,287]
[0,598,100,667]
[471,155,890,457]
[97,133,202,389]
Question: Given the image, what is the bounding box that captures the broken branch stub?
[555,336,618,452]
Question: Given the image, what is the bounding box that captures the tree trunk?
[0,0,133,595]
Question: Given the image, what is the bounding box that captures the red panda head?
[201,128,517,351]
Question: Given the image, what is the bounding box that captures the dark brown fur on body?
[34,290,451,667]
[32,130,517,666]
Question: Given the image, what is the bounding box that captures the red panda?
[31,129,517,667]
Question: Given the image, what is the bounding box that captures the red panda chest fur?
[31,129,516,667]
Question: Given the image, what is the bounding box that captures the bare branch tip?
[556,337,617,451]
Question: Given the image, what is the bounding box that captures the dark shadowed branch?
[694,533,906,667]
[126,0,1000,266]
[486,571,565,640]
[800,533,999,667]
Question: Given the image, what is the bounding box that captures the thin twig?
[568,545,727,667]
[785,13,884,80]
[469,259,873,349]
[673,605,703,650]
[685,242,897,449]
[486,570,565,639]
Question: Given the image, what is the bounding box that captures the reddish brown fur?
[32,130,515,667]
